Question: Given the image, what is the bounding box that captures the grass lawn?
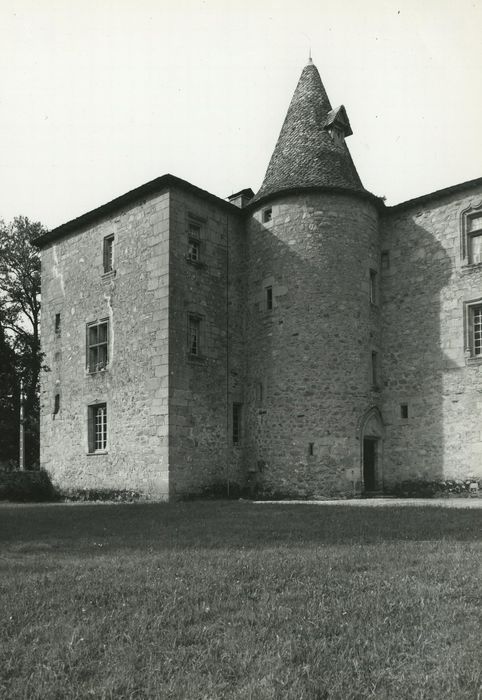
[0,501,481,699]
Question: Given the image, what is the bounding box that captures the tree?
[0,216,44,468]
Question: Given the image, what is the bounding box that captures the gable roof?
[33,174,243,248]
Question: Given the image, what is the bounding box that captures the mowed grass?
[0,502,481,699]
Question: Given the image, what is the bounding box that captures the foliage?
[0,469,58,502]
[0,502,480,698]
[62,488,142,503]
[0,216,45,468]
[389,478,480,498]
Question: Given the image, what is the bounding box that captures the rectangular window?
[87,320,109,372]
[468,215,482,264]
[187,237,200,263]
[188,314,201,356]
[369,269,377,304]
[53,393,60,415]
[308,442,314,456]
[55,313,61,335]
[232,403,242,445]
[262,207,272,223]
[255,381,263,405]
[88,403,107,452]
[266,286,273,311]
[400,404,408,420]
[469,304,482,356]
[103,235,114,274]
[371,351,378,387]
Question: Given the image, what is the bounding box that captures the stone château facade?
[34,60,482,499]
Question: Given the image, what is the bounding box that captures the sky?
[1,0,481,229]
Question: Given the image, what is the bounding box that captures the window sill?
[465,356,482,366]
[187,353,207,364]
[102,270,116,280]
[86,450,108,456]
[185,258,206,269]
[86,367,109,376]
[461,262,482,274]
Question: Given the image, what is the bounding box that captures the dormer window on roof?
[323,105,353,145]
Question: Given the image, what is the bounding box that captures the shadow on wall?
[380,214,455,486]
[243,196,455,496]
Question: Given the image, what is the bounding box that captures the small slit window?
[266,286,273,311]
[53,393,60,416]
[232,403,242,445]
[400,404,408,420]
[55,313,61,336]
[188,314,201,356]
[371,351,378,387]
[369,270,377,305]
[262,207,272,223]
[103,235,114,274]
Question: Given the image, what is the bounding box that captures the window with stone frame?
[187,314,202,356]
[461,208,482,265]
[467,214,482,264]
[103,234,114,274]
[467,302,482,358]
[186,221,202,264]
[88,403,107,452]
[86,319,109,372]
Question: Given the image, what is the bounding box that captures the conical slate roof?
[254,60,364,202]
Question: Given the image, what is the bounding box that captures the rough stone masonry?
[35,60,482,499]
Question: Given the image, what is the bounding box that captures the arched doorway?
[359,407,384,493]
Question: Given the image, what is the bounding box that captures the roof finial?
[308,47,313,64]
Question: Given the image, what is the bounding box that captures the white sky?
[1,0,481,229]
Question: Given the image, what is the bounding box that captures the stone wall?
[244,192,380,497]
[168,188,245,496]
[381,185,482,485]
[40,190,170,498]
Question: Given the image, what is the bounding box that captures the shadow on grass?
[0,501,480,553]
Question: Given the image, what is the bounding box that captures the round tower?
[245,59,383,498]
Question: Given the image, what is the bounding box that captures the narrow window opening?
[53,393,60,415]
[371,351,378,387]
[55,313,61,335]
[255,382,263,405]
[188,315,201,356]
[266,286,273,311]
[88,403,107,452]
[232,403,242,445]
[262,207,272,223]
[400,404,408,420]
[103,235,114,274]
[369,269,377,304]
[308,442,314,456]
